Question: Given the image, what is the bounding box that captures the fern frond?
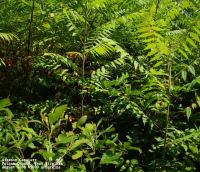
[30,53,80,84]
[90,0,109,9]
[86,38,118,58]
[43,53,79,72]
[166,29,187,37]
[0,32,18,43]
[175,24,200,59]
[91,44,145,81]
[0,32,18,66]
[63,8,84,35]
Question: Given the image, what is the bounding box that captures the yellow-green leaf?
[187,37,197,48]
[186,107,191,120]
[190,32,200,42]
[76,115,87,127]
[72,151,83,160]
[48,104,67,125]
[179,49,188,59]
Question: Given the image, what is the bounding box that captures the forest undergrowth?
[0,0,200,171]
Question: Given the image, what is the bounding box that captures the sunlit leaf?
[48,104,67,125]
[186,107,191,120]
[100,152,122,165]
[72,151,83,160]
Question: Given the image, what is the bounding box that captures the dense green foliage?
[0,0,200,171]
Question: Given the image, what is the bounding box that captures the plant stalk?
[155,0,161,19]
[161,60,171,169]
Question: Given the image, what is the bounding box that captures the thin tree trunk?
[81,0,89,116]
[27,0,35,56]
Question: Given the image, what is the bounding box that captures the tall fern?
[0,32,18,66]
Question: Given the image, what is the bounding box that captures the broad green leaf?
[188,66,195,76]
[134,61,139,69]
[72,151,83,160]
[150,69,166,76]
[70,139,90,151]
[142,115,148,125]
[28,143,36,149]
[48,104,67,125]
[186,107,191,120]
[76,115,87,127]
[197,101,200,107]
[0,108,14,118]
[100,152,122,165]
[101,66,106,73]
[181,143,188,152]
[153,61,164,68]
[31,150,55,161]
[181,70,187,81]
[0,98,12,109]
[43,23,51,29]
[56,134,78,145]
[16,126,38,137]
[85,123,96,131]
[99,125,115,136]
[139,66,144,72]
[189,144,198,154]
[124,142,142,153]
